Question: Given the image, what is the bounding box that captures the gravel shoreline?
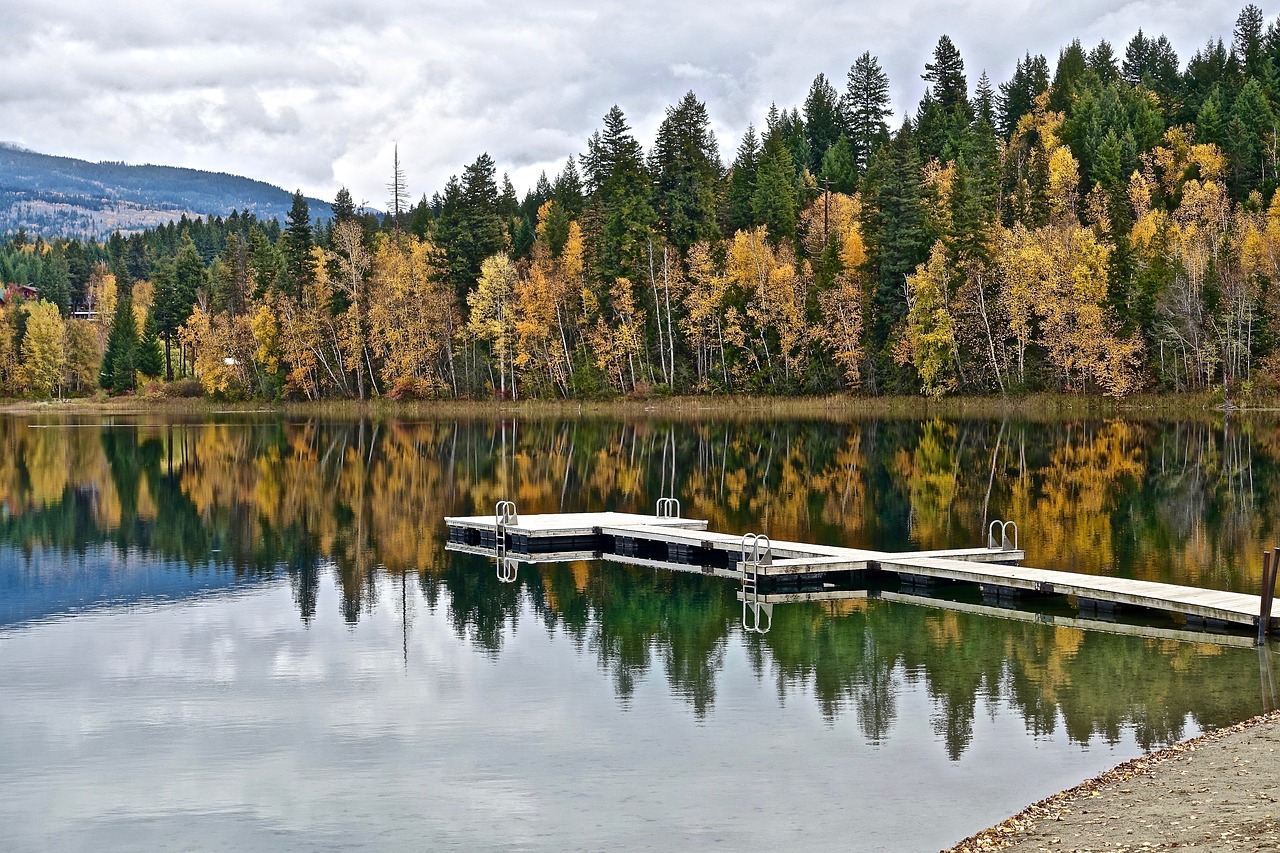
[944,709,1280,852]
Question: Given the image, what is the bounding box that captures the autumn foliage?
[3,6,1280,400]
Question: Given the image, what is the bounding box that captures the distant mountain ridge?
[0,143,335,241]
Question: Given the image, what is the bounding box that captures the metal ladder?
[987,519,1019,551]
[495,500,519,583]
[656,497,681,518]
[740,532,773,634]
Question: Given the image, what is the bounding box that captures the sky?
[0,1,1254,208]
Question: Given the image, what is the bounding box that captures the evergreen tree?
[333,187,357,222]
[511,217,536,260]
[751,133,799,244]
[803,73,845,173]
[136,311,164,379]
[435,152,507,303]
[246,225,278,298]
[725,125,761,233]
[36,249,71,316]
[499,174,520,220]
[527,172,554,219]
[771,107,811,182]
[862,122,928,389]
[1234,4,1266,80]
[1088,40,1120,84]
[820,135,859,194]
[63,240,91,308]
[152,237,201,380]
[281,190,316,301]
[582,106,656,282]
[552,157,585,219]
[1181,39,1232,122]
[213,232,250,316]
[1195,87,1227,149]
[974,72,996,126]
[1121,29,1179,93]
[1049,40,1088,114]
[408,194,435,239]
[1227,79,1276,196]
[997,53,1050,138]
[923,35,970,111]
[540,197,572,257]
[844,51,892,173]
[651,91,723,252]
[100,294,138,392]
[917,35,974,161]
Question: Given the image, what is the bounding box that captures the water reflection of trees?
[0,414,1276,753]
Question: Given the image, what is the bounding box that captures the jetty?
[445,501,1280,643]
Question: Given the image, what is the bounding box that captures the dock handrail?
[988,520,1018,552]
[740,532,772,567]
[494,501,519,583]
[495,500,518,525]
[656,497,681,518]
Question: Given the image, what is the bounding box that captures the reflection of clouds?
[0,569,1163,851]
[0,0,1237,202]
[270,647,328,683]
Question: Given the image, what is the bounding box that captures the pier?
[445,502,1280,642]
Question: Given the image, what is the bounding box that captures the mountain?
[0,143,335,241]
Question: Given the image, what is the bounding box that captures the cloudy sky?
[1,1,1251,207]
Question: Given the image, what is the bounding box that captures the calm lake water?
[1,413,1277,851]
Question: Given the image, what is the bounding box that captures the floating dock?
[444,502,1279,641]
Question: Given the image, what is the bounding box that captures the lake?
[1,412,1276,851]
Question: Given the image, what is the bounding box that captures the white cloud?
[0,0,1249,205]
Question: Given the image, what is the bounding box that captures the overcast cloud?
[0,1,1250,207]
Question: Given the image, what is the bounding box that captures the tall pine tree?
[281,191,316,301]
[100,294,138,393]
[862,121,929,390]
[650,91,723,252]
[844,52,892,174]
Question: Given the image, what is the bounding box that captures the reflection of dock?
[444,505,1279,641]
[743,589,1262,649]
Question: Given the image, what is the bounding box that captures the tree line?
[1,5,1279,400]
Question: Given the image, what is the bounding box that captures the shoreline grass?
[0,390,1271,421]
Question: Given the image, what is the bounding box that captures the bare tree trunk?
[647,238,668,386]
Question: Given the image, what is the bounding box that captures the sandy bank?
[946,708,1280,852]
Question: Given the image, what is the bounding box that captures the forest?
[0,6,1277,401]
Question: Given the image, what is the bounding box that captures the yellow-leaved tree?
[468,253,519,398]
[582,277,646,393]
[725,226,810,389]
[85,263,117,351]
[682,240,731,390]
[0,308,20,395]
[20,300,67,398]
[328,219,374,399]
[368,234,456,399]
[509,203,583,397]
[1130,134,1234,388]
[898,242,957,396]
[801,192,867,389]
[63,319,101,394]
[180,307,256,397]
[996,222,1143,395]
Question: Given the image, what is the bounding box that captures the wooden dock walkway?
[444,503,1279,641]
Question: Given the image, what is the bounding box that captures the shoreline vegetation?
[4,390,1280,421]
